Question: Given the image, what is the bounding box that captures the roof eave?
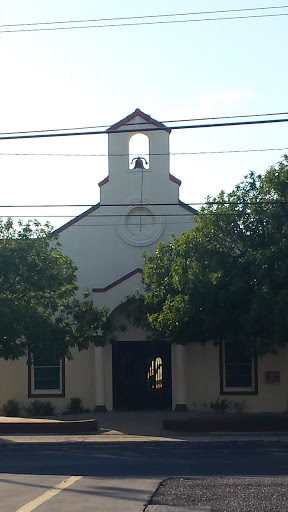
[52,203,101,236]
[106,108,171,134]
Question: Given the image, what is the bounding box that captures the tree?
[143,156,288,355]
[0,219,110,360]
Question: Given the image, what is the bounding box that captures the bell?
[131,156,148,169]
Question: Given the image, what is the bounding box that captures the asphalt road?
[151,476,288,511]
[1,441,288,511]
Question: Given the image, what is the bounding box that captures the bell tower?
[99,109,180,206]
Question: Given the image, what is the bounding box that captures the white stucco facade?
[56,110,194,311]
[53,109,196,411]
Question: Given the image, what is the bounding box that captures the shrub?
[63,398,89,415]
[1,399,21,417]
[25,400,55,417]
[233,400,246,415]
[208,397,231,414]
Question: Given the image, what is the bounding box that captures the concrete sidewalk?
[2,432,288,446]
[0,410,183,436]
[1,411,288,445]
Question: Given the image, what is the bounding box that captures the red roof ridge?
[52,203,100,235]
[92,268,143,293]
[169,173,181,186]
[179,200,198,215]
[98,176,109,187]
[107,109,171,133]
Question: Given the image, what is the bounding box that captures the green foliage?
[1,399,21,417]
[208,398,231,414]
[25,400,55,417]
[118,293,152,333]
[232,400,246,415]
[63,397,89,415]
[143,157,288,355]
[0,219,111,360]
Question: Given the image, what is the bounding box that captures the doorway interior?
[112,341,172,411]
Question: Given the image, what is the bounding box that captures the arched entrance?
[112,341,171,410]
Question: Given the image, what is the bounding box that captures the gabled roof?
[52,203,100,236]
[92,268,143,293]
[53,200,198,236]
[106,108,171,134]
[179,200,198,215]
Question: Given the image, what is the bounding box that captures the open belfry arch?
[55,109,196,411]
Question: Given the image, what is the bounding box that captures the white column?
[175,344,188,411]
[94,346,107,411]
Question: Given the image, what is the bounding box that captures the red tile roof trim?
[179,200,198,215]
[92,268,143,293]
[98,176,109,187]
[52,203,101,235]
[100,174,180,188]
[169,173,181,186]
[107,108,171,134]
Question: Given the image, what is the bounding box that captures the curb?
[2,435,288,449]
[146,506,211,511]
[163,419,288,433]
[0,419,98,434]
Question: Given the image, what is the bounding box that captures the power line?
[1,213,198,218]
[1,118,288,141]
[2,10,288,33]
[0,218,196,226]
[1,111,288,136]
[0,219,239,227]
[1,203,286,225]
[1,211,285,225]
[1,214,197,218]
[0,201,287,208]
[67,208,288,224]
[2,5,288,28]
[65,214,288,226]
[0,147,287,157]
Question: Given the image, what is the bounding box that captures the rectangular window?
[220,342,258,395]
[34,357,61,390]
[28,355,65,398]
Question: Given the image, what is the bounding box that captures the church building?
[1,109,287,414]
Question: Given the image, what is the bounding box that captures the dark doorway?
[112,341,172,410]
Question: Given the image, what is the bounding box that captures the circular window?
[117,203,164,246]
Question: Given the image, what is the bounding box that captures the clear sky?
[1,0,287,228]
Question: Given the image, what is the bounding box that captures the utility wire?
[1,212,286,224]
[1,118,288,141]
[1,111,288,136]
[1,11,288,33]
[1,213,198,218]
[0,201,287,208]
[2,5,288,28]
[1,218,197,224]
[0,147,287,157]
[66,213,288,225]
[68,208,288,223]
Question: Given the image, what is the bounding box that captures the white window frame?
[28,356,65,398]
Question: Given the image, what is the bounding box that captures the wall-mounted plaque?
[265,371,280,384]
